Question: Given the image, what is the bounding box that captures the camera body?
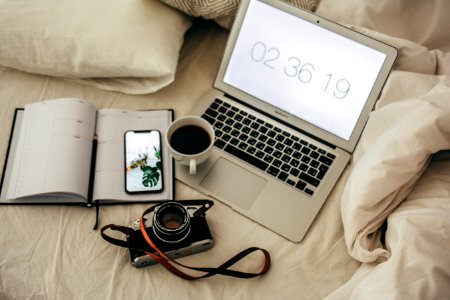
[127,202,214,268]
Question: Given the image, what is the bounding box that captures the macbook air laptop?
[176,0,397,242]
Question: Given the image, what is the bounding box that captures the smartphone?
[124,130,163,193]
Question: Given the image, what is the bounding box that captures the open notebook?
[0,98,174,206]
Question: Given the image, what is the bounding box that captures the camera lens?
[153,202,190,243]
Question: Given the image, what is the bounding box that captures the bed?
[0,0,449,299]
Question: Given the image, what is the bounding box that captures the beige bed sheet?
[0,22,358,299]
[1,0,450,298]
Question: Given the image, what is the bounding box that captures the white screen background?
[224,0,387,140]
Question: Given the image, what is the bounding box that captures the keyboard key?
[293,151,302,159]
[278,171,289,181]
[258,134,268,142]
[226,110,236,118]
[317,165,329,180]
[250,130,259,138]
[248,138,257,145]
[205,108,218,118]
[225,118,234,126]
[310,151,320,159]
[238,142,248,150]
[231,129,240,137]
[263,155,274,164]
[234,114,244,122]
[214,139,226,149]
[319,155,333,166]
[275,142,285,151]
[304,188,314,196]
[281,163,291,172]
[292,142,302,151]
[286,179,296,186]
[224,144,268,172]
[267,166,279,177]
[290,168,300,177]
[299,172,320,187]
[275,134,285,142]
[267,130,277,138]
[202,114,215,125]
[301,147,311,155]
[255,150,265,159]
[273,151,282,158]
[211,102,220,110]
[264,146,274,154]
[259,126,269,134]
[295,180,306,191]
[273,159,282,167]
[284,147,293,155]
[281,154,291,163]
[239,133,249,141]
[291,159,300,167]
[326,153,336,159]
[310,160,320,168]
[250,122,260,130]
[256,142,265,150]
[301,156,311,164]
[307,168,318,177]
[284,138,294,147]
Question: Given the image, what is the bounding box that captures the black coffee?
[170,125,211,155]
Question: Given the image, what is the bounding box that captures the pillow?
[0,0,192,94]
[158,0,321,29]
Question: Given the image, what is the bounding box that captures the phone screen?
[124,130,163,193]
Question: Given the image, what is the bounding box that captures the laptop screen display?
[223,0,387,141]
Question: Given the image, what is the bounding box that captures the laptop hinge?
[224,93,337,150]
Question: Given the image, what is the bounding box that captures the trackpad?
[200,158,267,210]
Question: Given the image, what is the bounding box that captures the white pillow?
[0,0,192,94]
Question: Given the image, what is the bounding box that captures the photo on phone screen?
[124,130,163,193]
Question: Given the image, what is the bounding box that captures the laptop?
[176,0,397,242]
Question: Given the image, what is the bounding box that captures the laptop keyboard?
[201,99,336,197]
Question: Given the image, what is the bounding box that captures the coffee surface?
[170,125,211,155]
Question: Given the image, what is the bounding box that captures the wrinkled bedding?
[1,0,449,299]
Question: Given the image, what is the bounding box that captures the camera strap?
[100,200,271,280]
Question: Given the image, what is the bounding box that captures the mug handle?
[189,159,196,175]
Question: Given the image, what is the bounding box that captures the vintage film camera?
[127,200,214,268]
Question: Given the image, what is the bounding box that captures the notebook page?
[6,99,96,200]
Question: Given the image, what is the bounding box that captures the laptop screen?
[223,0,387,141]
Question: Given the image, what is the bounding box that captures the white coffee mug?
[165,116,215,175]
